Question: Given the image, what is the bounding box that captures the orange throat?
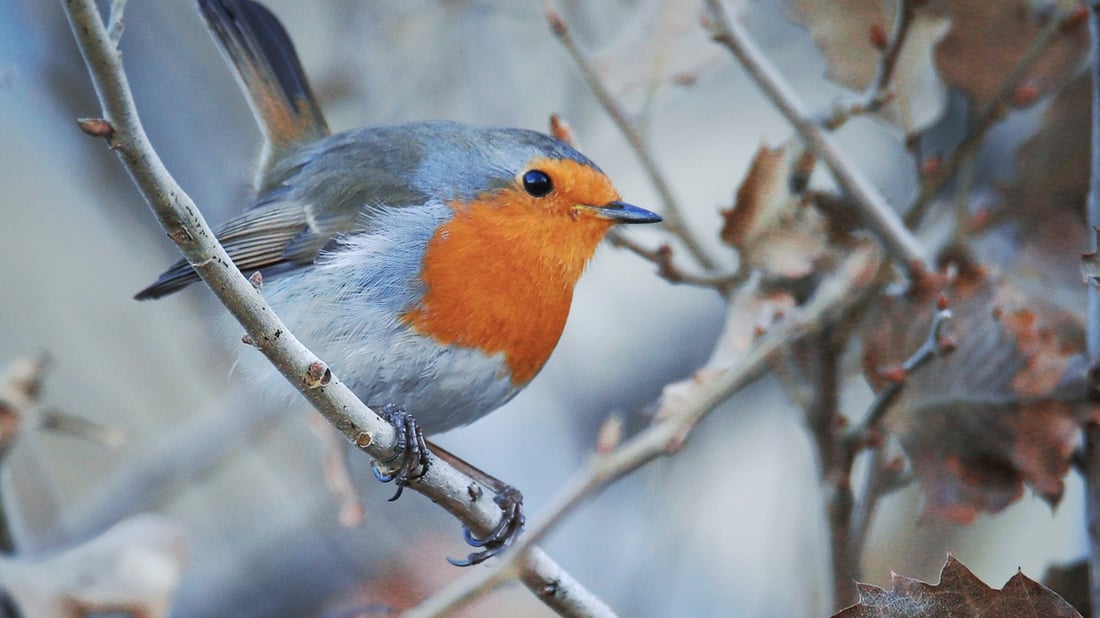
[402,184,617,384]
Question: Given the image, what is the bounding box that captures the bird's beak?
[576,201,662,224]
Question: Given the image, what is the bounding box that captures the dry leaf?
[787,0,950,135]
[834,555,1082,617]
[721,140,828,278]
[935,0,1088,109]
[861,266,1088,523]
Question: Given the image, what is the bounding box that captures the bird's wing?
[134,132,431,300]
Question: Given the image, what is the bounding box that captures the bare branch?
[606,230,747,294]
[61,2,608,614]
[38,409,126,449]
[825,0,918,129]
[702,0,928,275]
[309,415,364,528]
[547,11,719,272]
[849,305,954,438]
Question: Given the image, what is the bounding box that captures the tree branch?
[61,2,610,615]
[825,0,918,130]
[702,0,927,276]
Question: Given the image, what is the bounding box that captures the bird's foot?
[448,484,525,567]
[370,404,430,502]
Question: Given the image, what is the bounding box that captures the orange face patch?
[401,158,622,384]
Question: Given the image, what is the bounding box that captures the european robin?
[137,0,661,564]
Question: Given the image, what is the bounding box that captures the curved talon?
[446,485,525,566]
[371,465,396,483]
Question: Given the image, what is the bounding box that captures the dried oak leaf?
[935,0,1088,110]
[786,0,950,135]
[721,140,828,278]
[833,554,1081,617]
[861,266,1089,523]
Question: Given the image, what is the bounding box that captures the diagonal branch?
[60,2,611,615]
[702,0,927,275]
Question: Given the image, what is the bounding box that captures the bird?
[137,0,661,564]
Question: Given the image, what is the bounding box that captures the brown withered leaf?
[935,0,1088,109]
[833,554,1082,617]
[862,266,1088,523]
[721,140,827,278]
[786,0,950,135]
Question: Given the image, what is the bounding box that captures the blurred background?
[0,0,1088,616]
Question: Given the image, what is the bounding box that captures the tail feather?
[198,0,329,151]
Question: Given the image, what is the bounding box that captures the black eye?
[522,170,553,197]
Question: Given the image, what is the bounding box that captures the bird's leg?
[427,440,526,567]
[370,404,430,502]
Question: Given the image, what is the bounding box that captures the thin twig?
[848,306,953,439]
[829,304,952,605]
[703,0,927,275]
[1083,2,1100,613]
[606,230,747,294]
[38,409,126,448]
[61,3,611,615]
[106,0,127,45]
[903,3,1078,228]
[407,243,884,616]
[547,11,719,272]
[825,0,918,130]
[309,415,364,528]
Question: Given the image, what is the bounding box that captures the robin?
[137,0,661,565]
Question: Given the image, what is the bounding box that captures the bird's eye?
[522,170,553,197]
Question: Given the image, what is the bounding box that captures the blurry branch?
[702,0,928,276]
[847,305,953,438]
[408,243,883,617]
[1082,1,1100,613]
[0,354,51,554]
[825,0,918,130]
[0,354,124,554]
[38,409,126,448]
[903,3,1080,228]
[309,415,364,528]
[607,232,748,295]
[547,10,720,272]
[825,304,953,607]
[61,2,612,615]
[0,514,186,618]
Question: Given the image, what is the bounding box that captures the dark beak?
[578,200,662,224]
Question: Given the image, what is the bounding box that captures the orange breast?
[402,160,620,384]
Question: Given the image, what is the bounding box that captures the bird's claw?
[370,404,429,501]
[447,485,525,566]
